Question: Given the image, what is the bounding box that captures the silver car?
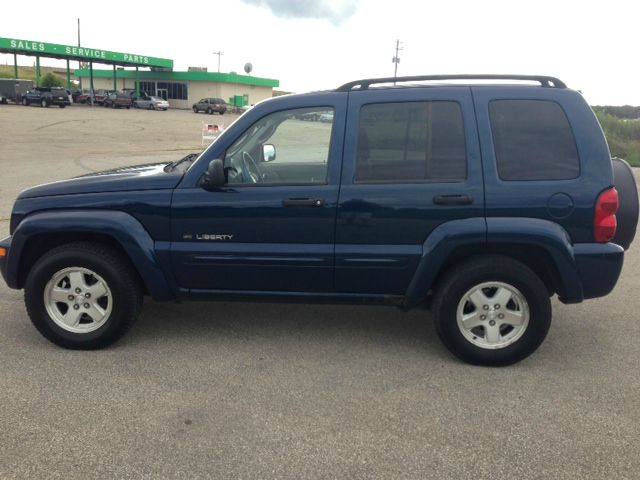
[133,95,170,111]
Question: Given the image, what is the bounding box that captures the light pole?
[213,51,223,73]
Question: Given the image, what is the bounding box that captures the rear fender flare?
[405,217,584,306]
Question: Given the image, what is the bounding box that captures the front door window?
[224,107,334,185]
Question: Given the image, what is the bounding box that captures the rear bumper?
[573,242,624,300]
[0,236,11,286]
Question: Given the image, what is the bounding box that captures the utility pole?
[77,18,83,91]
[392,39,403,81]
[213,51,223,73]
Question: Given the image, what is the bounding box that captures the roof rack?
[336,74,567,92]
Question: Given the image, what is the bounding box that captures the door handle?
[433,194,473,206]
[283,198,325,208]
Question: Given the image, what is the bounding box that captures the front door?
[171,94,347,293]
[335,87,484,294]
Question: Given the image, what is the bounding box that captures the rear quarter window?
[489,100,580,181]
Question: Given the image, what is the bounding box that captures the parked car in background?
[22,87,71,108]
[93,90,109,105]
[103,92,133,109]
[318,112,334,123]
[192,98,227,114]
[75,91,92,104]
[133,95,170,111]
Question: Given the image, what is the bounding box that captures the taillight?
[594,187,618,243]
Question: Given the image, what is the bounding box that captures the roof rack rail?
[336,74,567,92]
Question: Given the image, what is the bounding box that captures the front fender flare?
[7,210,174,300]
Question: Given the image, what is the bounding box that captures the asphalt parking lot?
[1,104,639,479]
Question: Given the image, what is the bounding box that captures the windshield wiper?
[164,153,199,172]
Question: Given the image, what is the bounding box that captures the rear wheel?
[24,242,143,350]
[41,99,48,108]
[432,256,551,366]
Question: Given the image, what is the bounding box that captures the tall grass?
[595,111,640,166]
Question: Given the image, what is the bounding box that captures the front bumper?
[573,242,624,300]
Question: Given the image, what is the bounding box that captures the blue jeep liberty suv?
[1,74,638,365]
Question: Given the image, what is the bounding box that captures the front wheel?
[24,242,143,349]
[22,97,28,106]
[432,256,551,366]
[41,99,48,108]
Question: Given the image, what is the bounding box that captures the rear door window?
[356,101,467,183]
[489,100,580,181]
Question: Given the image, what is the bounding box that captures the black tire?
[59,105,65,108]
[148,104,154,110]
[207,108,213,115]
[24,242,143,350]
[193,106,198,113]
[22,97,29,106]
[612,157,639,250]
[219,110,225,115]
[432,256,551,366]
[41,99,48,108]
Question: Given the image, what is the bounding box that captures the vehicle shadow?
[128,298,444,355]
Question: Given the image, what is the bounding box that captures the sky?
[1,0,638,105]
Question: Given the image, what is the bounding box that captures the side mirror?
[262,144,276,162]
[199,158,225,190]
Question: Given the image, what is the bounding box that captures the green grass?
[595,111,640,167]
[0,65,68,83]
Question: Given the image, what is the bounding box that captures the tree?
[41,72,64,88]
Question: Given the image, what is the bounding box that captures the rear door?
[335,87,484,294]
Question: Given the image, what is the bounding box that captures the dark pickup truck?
[22,87,71,108]
[1,75,638,365]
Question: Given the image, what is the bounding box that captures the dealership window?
[136,81,188,100]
